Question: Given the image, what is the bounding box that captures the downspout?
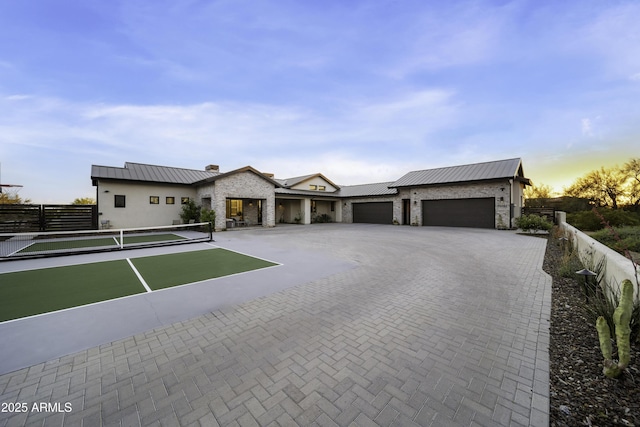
[509,178,514,228]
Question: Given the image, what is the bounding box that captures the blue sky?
[1,0,638,203]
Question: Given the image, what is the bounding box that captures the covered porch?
[275,197,342,225]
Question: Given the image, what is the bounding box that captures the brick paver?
[0,224,550,426]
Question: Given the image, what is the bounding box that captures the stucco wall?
[290,177,338,192]
[560,221,638,297]
[96,181,196,228]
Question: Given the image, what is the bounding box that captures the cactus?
[596,279,634,378]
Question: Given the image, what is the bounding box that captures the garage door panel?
[353,202,393,224]
[422,198,495,228]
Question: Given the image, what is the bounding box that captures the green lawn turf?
[0,260,146,322]
[131,248,278,290]
[17,233,186,253]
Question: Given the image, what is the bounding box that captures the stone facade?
[210,171,276,230]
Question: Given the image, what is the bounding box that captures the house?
[91,158,530,230]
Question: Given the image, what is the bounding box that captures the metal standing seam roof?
[336,182,397,198]
[91,163,216,185]
[390,158,525,188]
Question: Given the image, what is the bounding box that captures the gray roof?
[390,158,526,188]
[337,182,397,198]
[91,162,216,185]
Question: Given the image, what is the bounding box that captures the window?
[181,197,190,204]
[166,197,175,205]
[150,196,159,204]
[318,186,326,191]
[114,195,126,208]
[226,199,243,217]
[309,185,317,190]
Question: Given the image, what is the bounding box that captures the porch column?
[334,200,343,222]
[301,198,311,225]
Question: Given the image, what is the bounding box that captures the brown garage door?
[353,202,393,224]
[422,198,495,228]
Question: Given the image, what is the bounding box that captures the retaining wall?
[558,217,638,297]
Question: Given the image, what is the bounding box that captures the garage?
[422,198,495,228]
[353,202,393,224]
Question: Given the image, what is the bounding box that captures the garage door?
[353,202,393,224]
[422,198,495,228]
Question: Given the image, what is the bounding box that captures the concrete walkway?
[0,224,550,426]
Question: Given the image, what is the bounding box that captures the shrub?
[590,226,640,254]
[313,213,332,223]
[559,246,583,278]
[567,209,640,231]
[200,209,216,225]
[180,199,201,223]
[515,214,553,233]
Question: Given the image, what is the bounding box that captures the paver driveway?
[0,224,550,426]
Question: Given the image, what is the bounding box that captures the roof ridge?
[124,162,215,173]
[406,157,520,174]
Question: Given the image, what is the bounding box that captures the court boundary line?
[203,242,283,266]
[126,258,152,293]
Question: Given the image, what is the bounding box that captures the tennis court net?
[0,222,213,259]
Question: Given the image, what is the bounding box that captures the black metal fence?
[0,204,98,233]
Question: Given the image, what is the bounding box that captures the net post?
[120,229,124,249]
[207,221,213,241]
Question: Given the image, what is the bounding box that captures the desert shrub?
[558,244,584,278]
[515,214,553,233]
[590,226,640,254]
[567,209,640,231]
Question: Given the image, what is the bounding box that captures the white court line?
[203,242,283,266]
[126,258,152,293]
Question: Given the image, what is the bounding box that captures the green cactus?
[596,280,634,378]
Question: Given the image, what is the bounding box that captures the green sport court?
[0,248,279,322]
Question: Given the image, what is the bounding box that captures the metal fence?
[0,204,98,232]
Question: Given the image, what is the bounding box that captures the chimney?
[205,164,219,173]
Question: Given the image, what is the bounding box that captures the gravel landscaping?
[544,232,640,426]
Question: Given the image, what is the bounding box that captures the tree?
[72,197,96,205]
[0,192,31,205]
[621,158,640,209]
[524,183,553,199]
[564,166,626,209]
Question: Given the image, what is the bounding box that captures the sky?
[0,0,638,203]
